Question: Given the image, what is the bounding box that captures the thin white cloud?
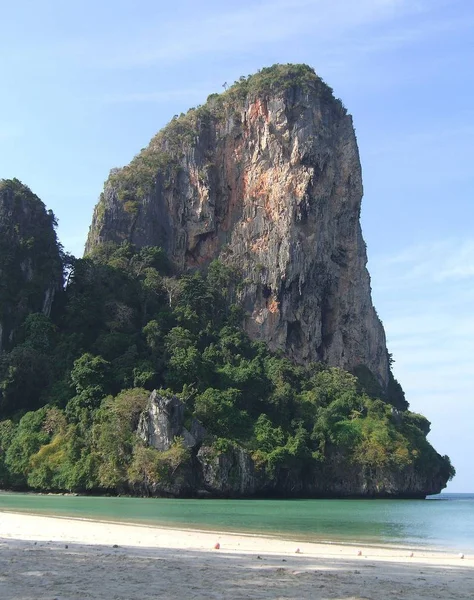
[101,89,209,105]
[370,237,474,490]
[96,0,426,68]
[9,0,427,70]
[325,11,474,58]
[366,121,474,158]
[372,239,474,284]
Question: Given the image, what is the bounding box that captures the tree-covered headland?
[0,179,454,496]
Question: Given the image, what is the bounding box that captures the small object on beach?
[459,553,464,559]
[357,550,362,556]
[409,552,414,557]
[112,544,119,549]
[214,542,220,550]
[257,555,262,560]
[65,545,68,549]
[295,548,301,554]
[282,559,287,562]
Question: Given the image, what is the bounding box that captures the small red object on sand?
[357,550,362,556]
[214,542,220,549]
[295,548,301,553]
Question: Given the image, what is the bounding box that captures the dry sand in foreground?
[0,511,473,599]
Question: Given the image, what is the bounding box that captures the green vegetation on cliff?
[98,64,346,219]
[0,179,63,354]
[0,234,454,495]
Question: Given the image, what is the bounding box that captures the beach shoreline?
[0,509,465,554]
[1,511,473,599]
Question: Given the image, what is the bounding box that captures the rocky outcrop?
[137,390,206,451]
[85,65,389,388]
[134,391,448,499]
[197,444,263,497]
[0,179,63,352]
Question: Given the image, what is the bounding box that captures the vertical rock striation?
[85,65,389,387]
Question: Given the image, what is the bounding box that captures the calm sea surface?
[1,492,473,552]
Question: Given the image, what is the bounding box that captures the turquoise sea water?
[1,492,473,552]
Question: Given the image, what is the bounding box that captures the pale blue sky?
[1,0,472,491]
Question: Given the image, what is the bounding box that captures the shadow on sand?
[1,537,472,600]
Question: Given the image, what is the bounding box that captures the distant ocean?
[1,492,473,552]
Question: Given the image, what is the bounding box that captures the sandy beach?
[0,511,472,599]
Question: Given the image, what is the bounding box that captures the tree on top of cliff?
[99,64,346,214]
[221,63,341,103]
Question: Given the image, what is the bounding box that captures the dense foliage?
[0,179,63,353]
[0,232,455,494]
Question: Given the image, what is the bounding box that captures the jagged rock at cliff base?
[197,443,262,497]
[85,64,389,390]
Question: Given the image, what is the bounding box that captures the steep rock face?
[137,390,206,451]
[197,444,262,497]
[86,65,388,386]
[0,179,63,352]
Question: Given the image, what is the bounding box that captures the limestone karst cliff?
[134,391,451,499]
[0,68,455,498]
[86,64,390,395]
[0,179,63,353]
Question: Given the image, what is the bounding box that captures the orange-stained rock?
[85,65,389,388]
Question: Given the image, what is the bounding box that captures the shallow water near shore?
[1,492,473,552]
